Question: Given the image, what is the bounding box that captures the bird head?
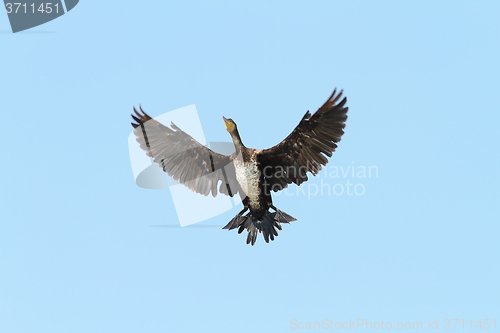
[222,116,237,133]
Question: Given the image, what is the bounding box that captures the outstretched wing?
[131,106,239,197]
[258,89,348,192]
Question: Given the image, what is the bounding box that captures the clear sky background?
[1,2,499,332]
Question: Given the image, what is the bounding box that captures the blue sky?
[1,2,499,332]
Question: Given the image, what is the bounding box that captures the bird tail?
[223,208,296,245]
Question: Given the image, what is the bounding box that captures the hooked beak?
[222,116,232,130]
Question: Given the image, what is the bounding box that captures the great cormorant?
[131,89,348,245]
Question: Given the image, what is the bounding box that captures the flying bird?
[131,89,348,245]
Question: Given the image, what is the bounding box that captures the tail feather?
[223,207,296,245]
[222,214,247,230]
[274,209,297,223]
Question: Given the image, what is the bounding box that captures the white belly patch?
[234,159,261,208]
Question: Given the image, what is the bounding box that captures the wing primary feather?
[257,88,348,191]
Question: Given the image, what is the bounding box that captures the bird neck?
[230,130,245,152]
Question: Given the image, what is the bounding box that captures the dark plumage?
[131,89,348,245]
